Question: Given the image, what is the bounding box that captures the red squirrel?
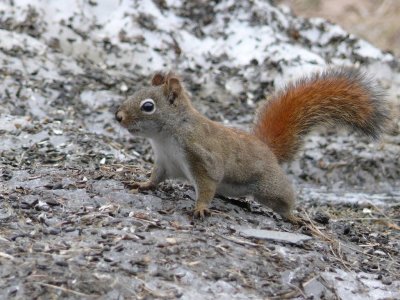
[115,67,388,223]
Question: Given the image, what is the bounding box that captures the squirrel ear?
[164,77,182,104]
[151,73,165,86]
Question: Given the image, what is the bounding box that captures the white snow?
[1,0,394,83]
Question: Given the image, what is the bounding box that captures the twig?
[209,209,235,219]
[270,288,300,299]
[303,210,353,271]
[215,233,260,247]
[303,211,334,243]
[0,252,15,260]
[302,210,400,268]
[333,217,400,222]
[34,282,93,298]
[0,236,10,243]
[369,203,390,219]
[302,275,319,288]
[226,268,252,288]
[134,276,171,299]
[130,216,159,226]
[288,283,307,299]
[331,243,351,272]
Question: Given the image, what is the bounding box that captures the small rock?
[43,227,61,235]
[373,250,386,256]
[313,211,330,224]
[54,257,68,267]
[381,277,392,285]
[45,198,61,206]
[120,83,128,92]
[9,195,18,201]
[362,208,372,214]
[52,183,64,190]
[36,200,50,211]
[239,228,312,244]
[21,197,38,208]
[64,227,76,233]
[2,169,13,181]
[166,237,177,245]
[343,225,351,235]
[52,129,63,135]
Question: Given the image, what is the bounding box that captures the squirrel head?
[115,72,191,137]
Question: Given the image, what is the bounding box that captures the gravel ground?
[0,1,399,299]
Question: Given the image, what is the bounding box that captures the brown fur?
[115,68,387,222]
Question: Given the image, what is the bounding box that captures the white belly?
[150,138,191,181]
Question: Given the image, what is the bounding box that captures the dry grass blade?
[134,276,173,299]
[302,210,355,271]
[34,282,94,298]
[301,210,400,269]
[0,236,10,242]
[215,233,260,247]
[270,288,301,299]
[0,252,15,260]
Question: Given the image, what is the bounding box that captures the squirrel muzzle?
[115,109,127,126]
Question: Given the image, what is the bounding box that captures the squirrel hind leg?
[192,174,218,219]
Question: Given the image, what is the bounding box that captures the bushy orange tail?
[253,67,388,163]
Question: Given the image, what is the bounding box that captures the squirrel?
[115,67,388,223]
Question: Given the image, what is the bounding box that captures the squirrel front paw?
[193,206,211,219]
[128,181,156,191]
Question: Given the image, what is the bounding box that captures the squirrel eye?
[140,99,156,114]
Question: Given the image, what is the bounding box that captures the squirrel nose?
[115,110,124,123]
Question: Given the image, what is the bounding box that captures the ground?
[0,1,399,299]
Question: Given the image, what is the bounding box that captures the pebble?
[313,211,330,224]
[21,198,38,208]
[64,227,76,232]
[54,258,68,267]
[43,227,61,235]
[373,250,386,256]
[381,277,392,285]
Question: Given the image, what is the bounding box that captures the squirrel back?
[253,67,389,163]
